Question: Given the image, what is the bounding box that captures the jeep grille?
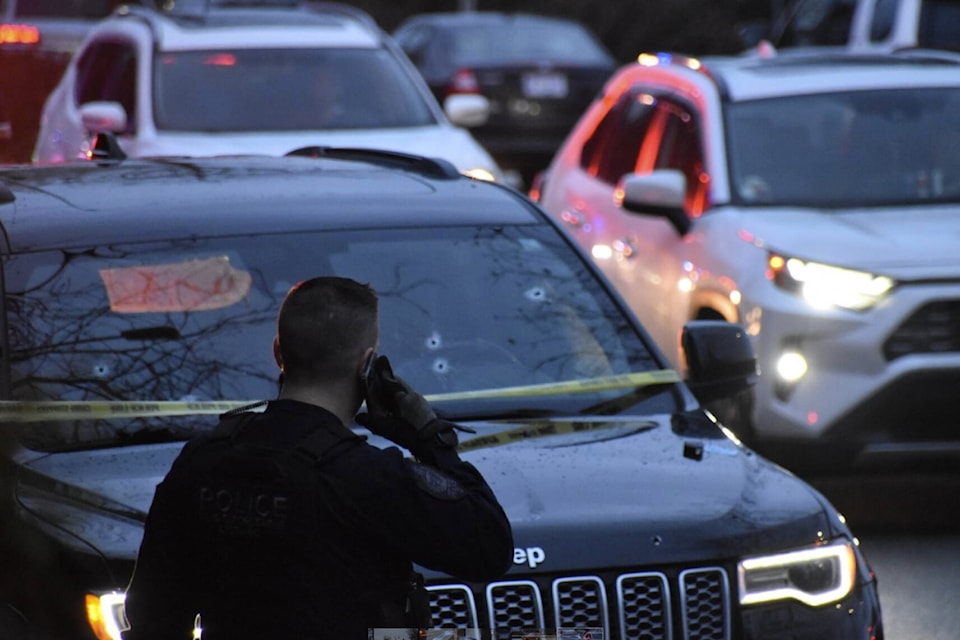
[427,568,731,640]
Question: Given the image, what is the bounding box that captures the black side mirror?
[681,320,758,404]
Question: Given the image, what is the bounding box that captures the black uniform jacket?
[124,399,514,640]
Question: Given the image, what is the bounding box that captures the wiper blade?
[457,416,659,453]
[438,407,559,422]
[582,379,679,416]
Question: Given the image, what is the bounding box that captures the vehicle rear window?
[446,20,613,66]
[153,47,437,132]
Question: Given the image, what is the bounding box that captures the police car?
[0,144,882,639]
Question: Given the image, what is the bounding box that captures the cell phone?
[362,352,400,416]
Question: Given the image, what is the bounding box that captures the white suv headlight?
[738,541,857,607]
[768,253,894,311]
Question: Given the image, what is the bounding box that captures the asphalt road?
[807,472,960,640]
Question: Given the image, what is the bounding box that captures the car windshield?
[6,224,668,452]
[446,20,613,66]
[152,47,437,132]
[726,87,960,207]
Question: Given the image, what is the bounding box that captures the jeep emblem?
[514,546,546,568]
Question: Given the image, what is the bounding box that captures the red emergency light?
[0,23,41,46]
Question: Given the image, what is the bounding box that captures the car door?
[622,92,711,367]
[35,33,140,162]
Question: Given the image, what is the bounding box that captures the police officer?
[124,276,514,639]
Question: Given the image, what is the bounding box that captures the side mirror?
[444,94,490,128]
[681,320,758,404]
[615,169,691,235]
[79,101,127,134]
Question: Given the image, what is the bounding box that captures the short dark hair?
[276,276,378,382]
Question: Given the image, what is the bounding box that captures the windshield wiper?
[581,379,679,416]
[437,407,560,422]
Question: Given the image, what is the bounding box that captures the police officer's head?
[274,276,378,391]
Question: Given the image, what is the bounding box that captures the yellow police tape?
[0,370,680,424]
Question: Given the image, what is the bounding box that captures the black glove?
[357,355,470,451]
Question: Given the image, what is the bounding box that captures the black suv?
[0,145,882,640]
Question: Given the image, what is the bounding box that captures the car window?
[74,39,137,133]
[152,47,437,132]
[447,20,613,66]
[393,23,432,67]
[869,0,899,41]
[580,88,655,184]
[726,87,960,206]
[918,0,960,50]
[648,99,709,215]
[772,0,855,47]
[13,0,126,18]
[6,225,662,452]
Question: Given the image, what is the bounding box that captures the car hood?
[732,204,960,279]
[14,412,833,572]
[137,126,501,177]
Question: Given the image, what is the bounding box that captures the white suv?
[534,49,960,471]
[32,0,501,181]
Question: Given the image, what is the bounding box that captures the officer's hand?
[358,355,439,451]
[390,375,438,431]
[363,355,436,429]
[357,413,461,453]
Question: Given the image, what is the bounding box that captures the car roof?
[0,153,541,254]
[643,50,960,102]
[109,1,382,50]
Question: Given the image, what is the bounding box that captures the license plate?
[522,72,568,99]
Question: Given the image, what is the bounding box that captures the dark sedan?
[393,12,616,187]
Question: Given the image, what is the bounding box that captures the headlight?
[738,541,857,607]
[768,252,894,311]
[85,592,129,640]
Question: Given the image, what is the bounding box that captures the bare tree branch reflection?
[8,226,661,451]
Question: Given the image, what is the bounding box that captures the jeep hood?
[15,412,833,573]
[733,204,960,279]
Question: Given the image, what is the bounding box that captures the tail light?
[0,23,41,46]
[443,68,479,99]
